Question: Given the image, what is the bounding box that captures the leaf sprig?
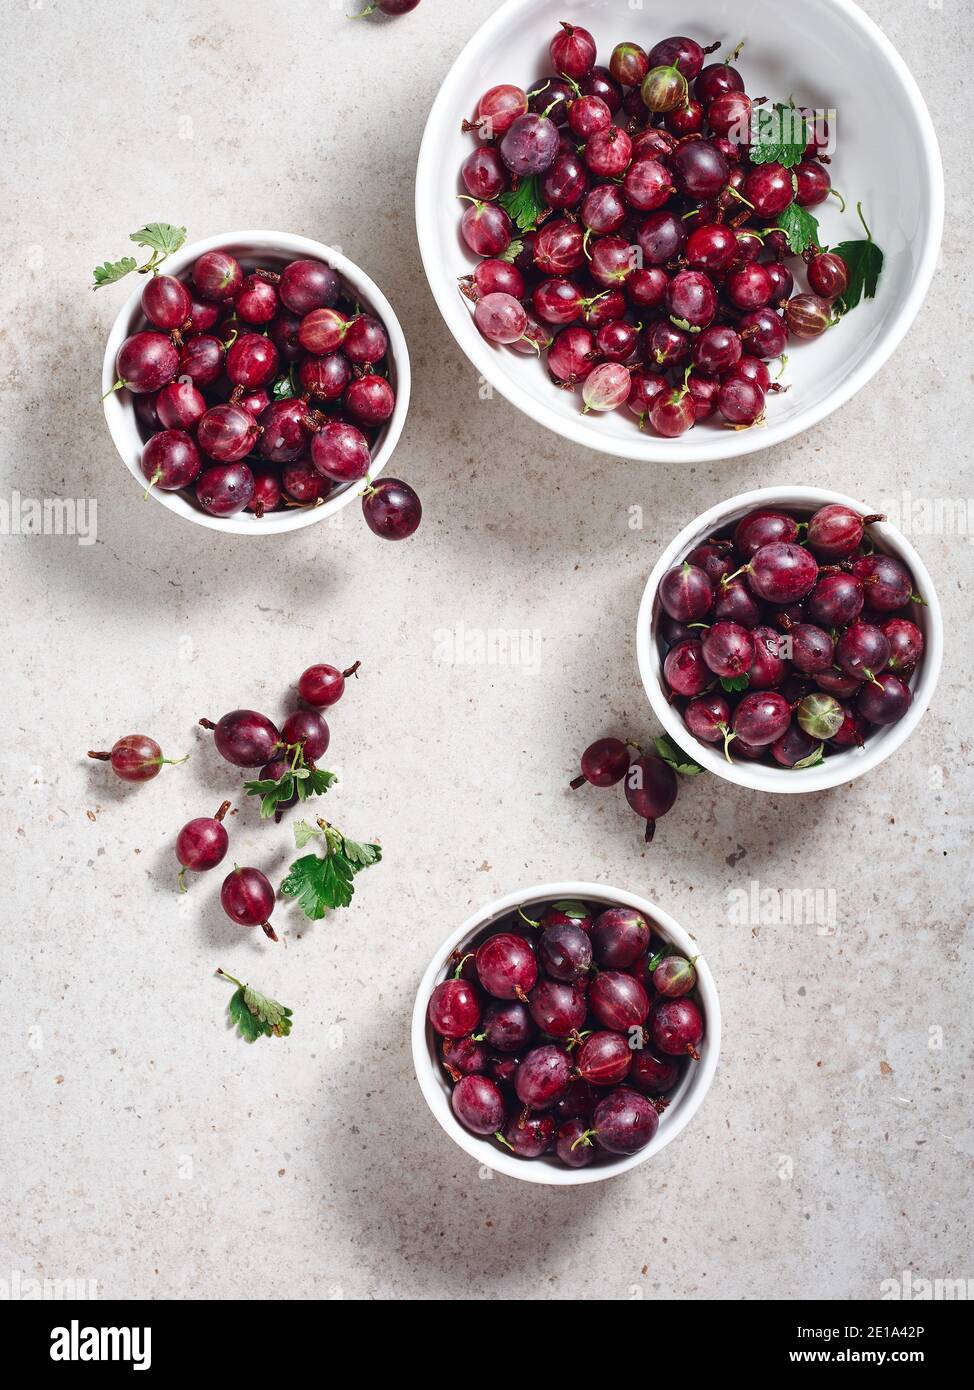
[719,674,750,694]
[271,362,302,401]
[772,202,820,256]
[794,743,825,770]
[550,899,590,919]
[498,176,549,233]
[749,102,807,169]
[218,969,293,1042]
[517,898,589,929]
[654,734,704,776]
[91,222,187,290]
[831,203,884,316]
[647,945,681,972]
[92,256,138,289]
[243,742,337,820]
[280,819,382,920]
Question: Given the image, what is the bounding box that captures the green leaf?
[833,241,883,313]
[319,855,357,909]
[647,946,679,972]
[498,238,523,264]
[341,837,382,869]
[280,853,356,918]
[228,986,263,1042]
[280,853,342,918]
[243,778,282,795]
[243,983,293,1037]
[749,103,807,169]
[92,256,137,290]
[300,768,338,800]
[498,176,547,233]
[551,900,590,920]
[222,975,292,1042]
[292,819,322,850]
[280,824,382,921]
[720,674,750,694]
[654,734,704,776]
[832,204,884,315]
[92,222,186,290]
[773,202,820,256]
[130,222,187,259]
[794,743,826,770]
[271,363,300,400]
[245,753,336,818]
[243,771,293,820]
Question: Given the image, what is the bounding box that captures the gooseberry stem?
[452,952,474,980]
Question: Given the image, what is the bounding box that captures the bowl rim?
[636,485,944,792]
[101,229,411,536]
[414,0,945,463]
[411,880,721,1185]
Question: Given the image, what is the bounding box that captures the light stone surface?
[0,0,971,1302]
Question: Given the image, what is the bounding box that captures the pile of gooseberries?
[427,898,706,1166]
[656,502,925,766]
[458,24,877,436]
[105,245,420,536]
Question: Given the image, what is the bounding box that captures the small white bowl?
[415,0,943,462]
[637,486,943,793]
[102,230,411,536]
[411,881,720,1185]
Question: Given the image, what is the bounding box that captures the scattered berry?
[88,735,187,782]
[176,800,231,890]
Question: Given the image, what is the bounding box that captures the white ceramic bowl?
[102,231,411,536]
[412,881,720,1184]
[415,0,943,462]
[637,486,943,792]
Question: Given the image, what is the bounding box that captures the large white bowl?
[415,0,943,462]
[637,486,943,792]
[411,881,720,1185]
[102,231,411,536]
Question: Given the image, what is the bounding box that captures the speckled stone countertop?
[0,0,970,1300]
